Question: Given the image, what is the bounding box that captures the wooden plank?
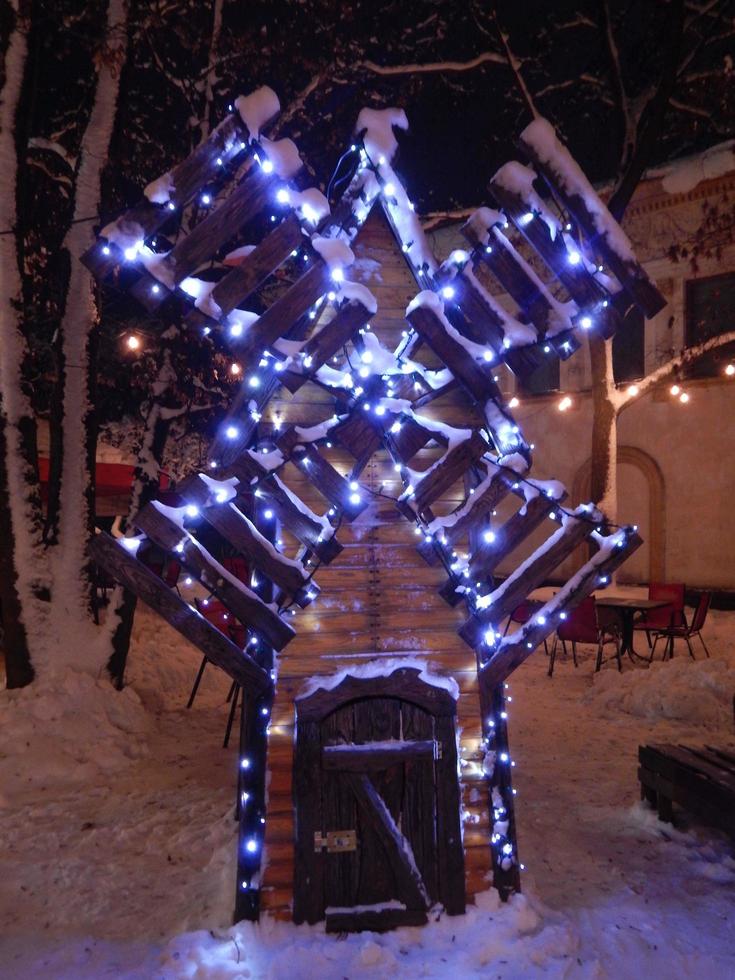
[322,740,435,771]
[489,174,621,340]
[406,305,498,404]
[463,219,551,339]
[469,493,560,580]
[652,745,735,795]
[288,444,369,521]
[177,473,318,606]
[417,467,515,565]
[280,301,372,393]
[232,261,331,360]
[460,513,594,644]
[401,703,439,904]
[88,532,271,691]
[82,112,253,278]
[409,431,489,518]
[342,772,428,910]
[185,214,304,331]
[477,529,643,688]
[518,130,666,318]
[390,416,437,463]
[434,712,466,913]
[459,272,545,377]
[227,452,342,563]
[153,171,276,298]
[332,411,383,462]
[234,684,273,923]
[325,908,427,933]
[292,717,324,924]
[133,502,295,650]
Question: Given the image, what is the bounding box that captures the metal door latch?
[314,829,357,853]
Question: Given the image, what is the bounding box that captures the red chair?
[548,596,621,676]
[634,583,687,649]
[503,601,549,656]
[187,598,248,741]
[163,559,181,588]
[222,556,250,584]
[652,592,712,660]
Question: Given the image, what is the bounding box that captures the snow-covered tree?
[1,0,128,686]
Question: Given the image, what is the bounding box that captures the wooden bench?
[638,743,735,837]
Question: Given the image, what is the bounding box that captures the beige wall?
[431,166,735,591]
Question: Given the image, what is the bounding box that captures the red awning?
[37,458,170,499]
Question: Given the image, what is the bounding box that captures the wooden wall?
[260,208,492,917]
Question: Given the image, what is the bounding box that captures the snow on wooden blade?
[235,86,280,141]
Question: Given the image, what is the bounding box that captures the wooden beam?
[331,410,383,461]
[231,261,331,361]
[342,772,428,910]
[459,512,595,646]
[451,273,547,378]
[470,492,562,579]
[88,532,271,691]
[322,740,435,771]
[82,112,253,279]
[288,444,369,521]
[227,453,341,562]
[478,530,643,689]
[279,300,372,393]
[390,415,437,463]
[139,172,277,309]
[406,305,498,404]
[463,220,556,340]
[518,131,665,318]
[177,473,318,606]
[408,430,489,518]
[417,465,518,566]
[488,175,621,340]
[133,502,295,650]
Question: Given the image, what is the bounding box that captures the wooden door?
[293,668,465,932]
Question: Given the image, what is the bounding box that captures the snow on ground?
[1,596,734,978]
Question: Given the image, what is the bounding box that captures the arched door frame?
[572,446,666,582]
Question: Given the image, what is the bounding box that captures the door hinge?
[314,829,357,853]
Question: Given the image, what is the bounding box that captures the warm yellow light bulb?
[725,364,735,377]
[230,363,242,376]
[126,335,140,351]
[626,384,639,396]
[508,396,520,408]
[679,391,690,403]
[670,384,680,396]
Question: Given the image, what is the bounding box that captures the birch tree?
[0,0,128,685]
[0,0,43,687]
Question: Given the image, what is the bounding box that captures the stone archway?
[572,446,666,583]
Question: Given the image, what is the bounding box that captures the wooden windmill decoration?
[84,88,664,930]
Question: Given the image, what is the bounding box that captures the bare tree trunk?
[589,335,618,521]
[0,0,48,687]
[50,0,128,658]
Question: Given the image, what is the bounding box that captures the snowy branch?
[356,51,505,75]
[493,23,538,119]
[27,136,76,169]
[615,330,735,411]
[422,207,476,231]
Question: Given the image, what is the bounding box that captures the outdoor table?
[595,597,671,664]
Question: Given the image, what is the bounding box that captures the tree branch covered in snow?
[356,51,505,75]
[615,330,735,411]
